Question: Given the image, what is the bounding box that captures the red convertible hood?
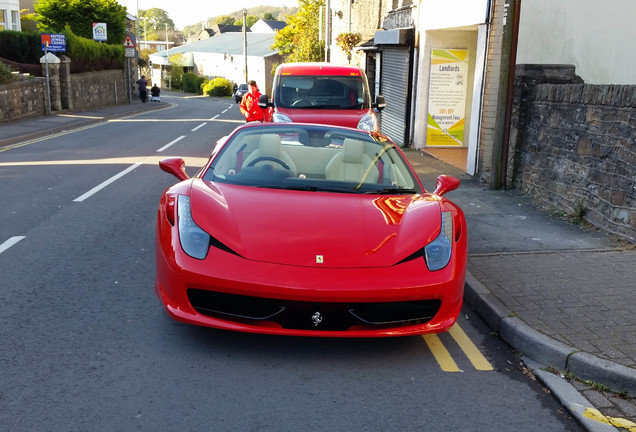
[189,180,442,268]
[277,108,370,129]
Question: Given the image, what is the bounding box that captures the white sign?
[93,22,107,41]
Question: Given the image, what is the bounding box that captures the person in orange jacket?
[239,80,265,123]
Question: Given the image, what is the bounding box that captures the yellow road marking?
[584,407,636,431]
[449,324,494,371]
[422,334,461,372]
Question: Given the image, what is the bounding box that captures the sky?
[117,0,299,30]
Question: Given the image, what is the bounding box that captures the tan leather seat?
[242,134,297,174]
[325,138,378,182]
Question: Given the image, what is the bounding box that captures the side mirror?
[258,94,271,109]
[433,175,460,196]
[373,94,386,111]
[159,158,189,181]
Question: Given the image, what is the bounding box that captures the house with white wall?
[329,0,635,186]
[149,32,284,95]
[1,0,21,31]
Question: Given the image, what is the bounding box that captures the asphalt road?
[0,94,584,431]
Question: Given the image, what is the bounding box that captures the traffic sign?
[41,34,66,52]
[123,35,135,48]
[124,47,136,58]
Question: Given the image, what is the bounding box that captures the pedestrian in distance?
[151,83,160,102]
[233,83,238,94]
[137,75,148,103]
[239,80,265,123]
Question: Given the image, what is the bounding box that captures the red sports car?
[155,123,467,337]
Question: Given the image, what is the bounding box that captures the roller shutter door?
[379,47,411,147]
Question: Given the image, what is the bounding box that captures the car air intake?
[187,289,441,331]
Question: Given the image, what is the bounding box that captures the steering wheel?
[246,156,290,170]
[291,99,313,107]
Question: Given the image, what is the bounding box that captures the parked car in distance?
[155,122,467,337]
[259,62,386,132]
[234,83,248,103]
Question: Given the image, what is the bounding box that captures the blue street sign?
[41,34,66,52]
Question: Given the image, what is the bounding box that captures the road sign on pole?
[41,34,66,52]
[123,35,135,48]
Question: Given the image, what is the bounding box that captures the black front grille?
[187,289,441,331]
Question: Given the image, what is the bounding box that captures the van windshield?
[275,75,369,110]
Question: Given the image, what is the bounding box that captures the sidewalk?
[0,97,167,149]
[1,101,635,431]
[406,149,636,431]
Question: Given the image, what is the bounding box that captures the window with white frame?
[0,10,6,30]
[11,10,18,31]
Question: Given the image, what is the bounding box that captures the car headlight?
[177,195,210,260]
[357,113,378,131]
[272,112,293,123]
[424,211,453,271]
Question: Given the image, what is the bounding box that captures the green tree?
[263,12,275,20]
[233,15,259,28]
[139,8,176,34]
[216,16,235,26]
[272,0,324,63]
[34,0,127,45]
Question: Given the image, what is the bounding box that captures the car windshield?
[275,75,369,109]
[205,125,422,195]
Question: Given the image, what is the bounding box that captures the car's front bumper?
[155,222,466,337]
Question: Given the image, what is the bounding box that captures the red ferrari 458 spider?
[155,123,467,337]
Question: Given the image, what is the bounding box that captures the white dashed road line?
[73,162,143,202]
[156,135,186,153]
[0,236,26,255]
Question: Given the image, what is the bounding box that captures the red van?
[259,62,385,131]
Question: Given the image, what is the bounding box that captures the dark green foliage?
[182,72,206,94]
[63,27,124,73]
[35,0,127,46]
[0,61,14,84]
[202,77,232,97]
[0,31,42,64]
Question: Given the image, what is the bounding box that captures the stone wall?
[510,65,636,242]
[69,69,127,111]
[0,77,47,121]
[0,68,127,123]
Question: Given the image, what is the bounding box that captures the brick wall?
[478,0,506,180]
[510,65,636,242]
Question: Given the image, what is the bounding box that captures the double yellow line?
[423,323,493,372]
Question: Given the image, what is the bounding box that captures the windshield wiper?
[285,184,357,193]
[311,105,343,109]
[362,187,418,195]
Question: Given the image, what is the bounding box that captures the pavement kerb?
[0,102,171,149]
[464,269,636,397]
[525,358,621,432]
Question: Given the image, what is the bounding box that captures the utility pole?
[243,9,248,83]
[325,0,330,62]
[166,23,171,90]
